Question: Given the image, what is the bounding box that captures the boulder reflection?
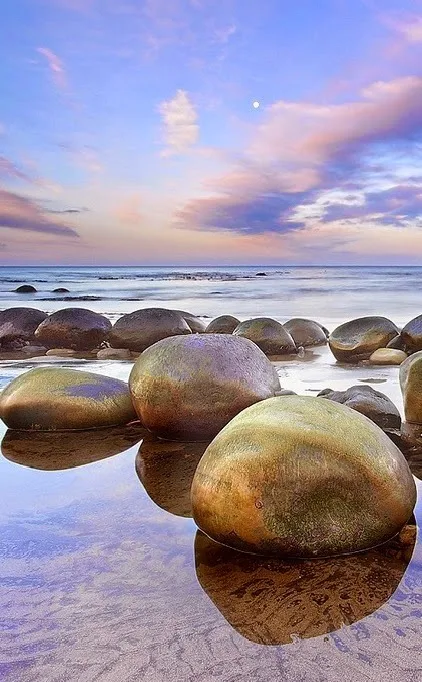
[135,436,209,517]
[194,526,416,646]
[1,423,146,470]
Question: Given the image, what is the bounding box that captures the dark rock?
[233,317,297,355]
[34,308,112,351]
[129,334,281,441]
[0,307,48,350]
[401,315,422,353]
[284,318,327,347]
[53,288,70,293]
[14,285,36,293]
[329,316,399,363]
[173,310,207,333]
[387,334,406,351]
[317,385,401,431]
[109,308,191,352]
[205,315,240,334]
[255,272,267,276]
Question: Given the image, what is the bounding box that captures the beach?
[0,266,421,682]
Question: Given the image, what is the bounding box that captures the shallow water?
[0,356,421,681]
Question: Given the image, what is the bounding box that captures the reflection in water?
[195,526,416,646]
[1,423,146,470]
[135,436,209,517]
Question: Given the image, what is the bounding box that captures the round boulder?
[14,285,36,293]
[401,315,422,353]
[34,308,112,351]
[329,316,399,363]
[129,334,281,441]
[109,308,191,352]
[400,351,422,424]
[283,318,327,347]
[233,318,297,355]
[205,315,240,334]
[317,385,401,431]
[387,335,406,351]
[173,310,206,334]
[191,396,415,558]
[0,367,137,430]
[369,348,407,365]
[53,287,70,294]
[0,307,47,350]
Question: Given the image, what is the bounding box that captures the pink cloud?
[0,189,79,237]
[37,47,67,91]
[0,157,30,182]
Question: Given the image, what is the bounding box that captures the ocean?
[1,265,422,328]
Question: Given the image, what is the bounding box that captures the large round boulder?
[129,334,281,441]
[400,351,422,424]
[0,367,137,430]
[0,307,47,350]
[205,315,240,334]
[191,396,416,558]
[173,310,206,334]
[34,308,111,351]
[329,316,399,363]
[401,315,422,353]
[109,308,191,352]
[283,318,327,347]
[233,318,297,355]
[317,385,401,431]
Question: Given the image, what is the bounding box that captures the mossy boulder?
[283,318,327,347]
[35,308,111,350]
[400,351,422,424]
[109,308,191,352]
[329,316,399,363]
[205,315,240,334]
[0,307,47,350]
[0,367,137,430]
[233,317,297,355]
[191,396,415,558]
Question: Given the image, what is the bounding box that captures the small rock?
[369,348,407,365]
[53,288,70,294]
[318,385,401,431]
[46,348,78,357]
[97,347,132,360]
[14,285,37,293]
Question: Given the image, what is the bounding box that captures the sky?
[1,0,422,265]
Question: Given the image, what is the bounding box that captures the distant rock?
[205,315,240,334]
[233,317,297,355]
[53,287,70,294]
[329,316,399,362]
[255,272,267,276]
[14,285,36,293]
[0,367,137,430]
[35,308,112,351]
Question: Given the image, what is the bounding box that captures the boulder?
[14,285,36,293]
[0,367,137,430]
[205,315,240,334]
[173,310,207,334]
[0,307,47,350]
[129,334,280,441]
[283,318,327,347]
[369,348,407,365]
[400,351,422,424]
[329,316,399,362]
[191,396,415,558]
[233,317,297,355]
[97,347,132,360]
[109,308,191,352]
[401,315,422,353]
[317,385,401,431]
[1,423,145,470]
[387,335,406,351]
[34,308,111,351]
[53,287,70,294]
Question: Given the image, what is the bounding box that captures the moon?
[252,101,260,109]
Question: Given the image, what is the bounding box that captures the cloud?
[322,184,422,226]
[112,194,144,226]
[385,13,422,44]
[0,189,79,237]
[37,47,67,91]
[159,90,199,156]
[0,157,30,182]
[176,76,422,235]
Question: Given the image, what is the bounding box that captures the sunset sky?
[1,0,422,265]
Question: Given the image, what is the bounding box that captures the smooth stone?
[317,385,401,431]
[387,334,407,351]
[205,315,240,334]
[0,367,137,431]
[14,285,36,293]
[173,310,207,333]
[109,308,191,352]
[135,437,209,517]
[329,316,399,363]
[53,287,70,293]
[1,423,145,470]
[369,348,407,365]
[194,526,414,645]
[20,345,47,355]
[233,317,297,355]
[35,308,112,351]
[401,314,422,353]
[191,396,416,558]
[129,334,280,441]
[0,307,47,349]
[97,347,132,360]
[283,318,327,347]
[46,348,77,357]
[400,351,422,424]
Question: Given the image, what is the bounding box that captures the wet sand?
[0,352,421,681]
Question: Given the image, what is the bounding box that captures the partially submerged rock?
[369,348,407,365]
[329,316,399,362]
